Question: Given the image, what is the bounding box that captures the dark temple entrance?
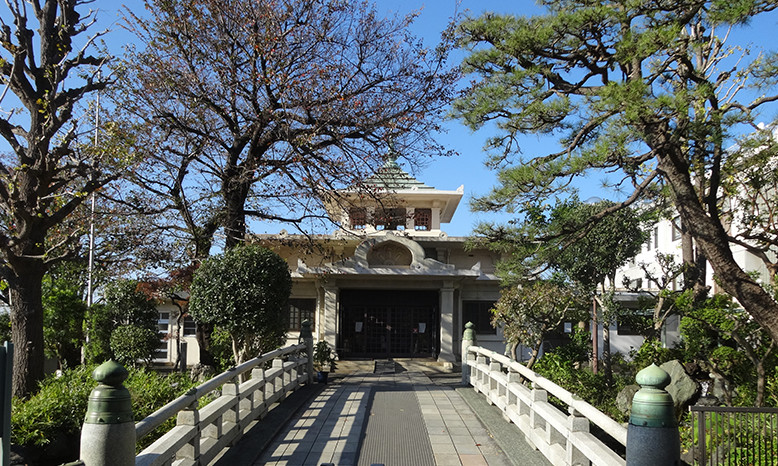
[338,289,439,359]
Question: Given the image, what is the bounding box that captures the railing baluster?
[222,376,240,433]
[252,367,266,417]
[176,399,201,462]
[134,342,310,465]
[566,408,589,465]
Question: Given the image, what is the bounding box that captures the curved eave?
[326,186,464,224]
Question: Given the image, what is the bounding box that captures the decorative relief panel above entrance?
[366,241,412,267]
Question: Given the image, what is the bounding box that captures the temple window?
[414,208,431,231]
[376,208,406,230]
[350,207,367,230]
[288,298,316,331]
[462,300,497,335]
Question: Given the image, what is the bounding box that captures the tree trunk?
[755,361,765,407]
[195,322,218,368]
[602,324,612,386]
[223,178,250,249]
[656,148,778,342]
[526,339,542,370]
[9,266,46,398]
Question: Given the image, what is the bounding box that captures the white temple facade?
[256,158,505,363]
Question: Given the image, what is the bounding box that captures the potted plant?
[312,340,337,383]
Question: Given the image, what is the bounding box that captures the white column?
[431,207,441,230]
[323,286,338,348]
[438,282,455,362]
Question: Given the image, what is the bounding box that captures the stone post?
[80,360,135,466]
[461,322,476,385]
[438,283,456,363]
[179,341,188,373]
[627,364,680,466]
[300,319,314,384]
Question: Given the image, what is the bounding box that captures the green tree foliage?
[42,276,87,369]
[115,0,458,255]
[0,312,10,344]
[84,280,160,365]
[110,326,160,368]
[189,245,291,365]
[84,304,112,364]
[679,292,777,406]
[473,196,647,381]
[103,280,159,331]
[0,0,126,397]
[491,280,587,368]
[454,1,778,342]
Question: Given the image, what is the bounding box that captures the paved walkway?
[228,371,550,466]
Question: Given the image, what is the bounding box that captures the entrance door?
[339,289,438,359]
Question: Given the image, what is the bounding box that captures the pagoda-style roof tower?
[325,156,463,236]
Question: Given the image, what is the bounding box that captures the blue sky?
[98,1,778,238]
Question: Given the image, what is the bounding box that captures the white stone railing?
[135,342,312,466]
[464,345,627,466]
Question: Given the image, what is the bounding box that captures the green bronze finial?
[463,321,476,342]
[630,363,675,428]
[84,360,133,424]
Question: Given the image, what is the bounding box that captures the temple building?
[254,157,505,364]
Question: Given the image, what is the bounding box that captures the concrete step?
[334,358,460,374]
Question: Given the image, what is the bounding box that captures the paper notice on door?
[418,323,426,333]
[355,322,363,332]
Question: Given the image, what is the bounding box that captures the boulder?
[616,384,640,415]
[660,359,701,417]
[190,363,216,381]
[710,373,733,404]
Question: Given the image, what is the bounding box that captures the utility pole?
[87,72,100,308]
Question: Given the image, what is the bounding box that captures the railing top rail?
[468,345,628,446]
[690,405,778,413]
[135,342,306,440]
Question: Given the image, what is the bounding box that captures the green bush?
[12,365,201,456]
[11,365,94,448]
[0,312,10,343]
[84,304,113,364]
[210,326,237,372]
[189,244,291,365]
[110,325,160,367]
[533,338,629,422]
[42,275,87,369]
[85,280,161,365]
[628,339,682,375]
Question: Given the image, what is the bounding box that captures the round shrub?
[110,325,160,367]
[189,244,291,364]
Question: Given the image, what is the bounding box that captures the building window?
[617,313,649,336]
[156,311,170,359]
[672,216,682,241]
[350,208,367,230]
[414,208,431,231]
[375,208,406,230]
[654,226,659,249]
[462,300,497,335]
[183,314,197,336]
[289,298,316,331]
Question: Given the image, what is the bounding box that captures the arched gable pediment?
[331,235,452,273]
[366,241,413,267]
